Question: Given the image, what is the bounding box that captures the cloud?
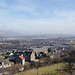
[0,0,38,15]
[0,0,74,16]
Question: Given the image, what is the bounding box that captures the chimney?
[2,62,4,65]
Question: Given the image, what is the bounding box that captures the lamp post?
[36,67,38,75]
[57,58,59,75]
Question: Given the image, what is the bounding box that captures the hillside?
[14,63,64,75]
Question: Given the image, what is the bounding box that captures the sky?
[0,0,75,35]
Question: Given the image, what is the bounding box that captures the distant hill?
[0,30,21,37]
[0,30,74,38]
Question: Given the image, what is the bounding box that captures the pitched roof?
[19,55,24,60]
[25,52,32,54]
[15,52,23,56]
[0,59,11,64]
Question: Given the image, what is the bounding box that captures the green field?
[14,63,64,75]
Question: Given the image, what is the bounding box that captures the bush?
[24,63,31,70]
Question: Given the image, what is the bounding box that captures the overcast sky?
[0,0,75,35]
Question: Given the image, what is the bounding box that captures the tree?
[63,47,75,75]
[48,48,52,53]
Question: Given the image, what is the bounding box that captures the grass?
[14,63,64,75]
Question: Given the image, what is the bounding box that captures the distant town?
[0,36,75,75]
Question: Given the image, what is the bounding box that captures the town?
[0,36,75,75]
[0,0,75,75]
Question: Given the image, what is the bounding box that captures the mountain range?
[0,30,21,37]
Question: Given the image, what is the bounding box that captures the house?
[5,52,10,57]
[10,49,35,64]
[38,52,46,57]
[24,50,35,62]
[5,52,13,58]
[0,59,12,68]
[46,52,61,59]
[15,55,25,65]
[10,54,25,65]
[10,52,24,61]
[46,53,51,57]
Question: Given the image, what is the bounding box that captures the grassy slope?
[14,63,64,75]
